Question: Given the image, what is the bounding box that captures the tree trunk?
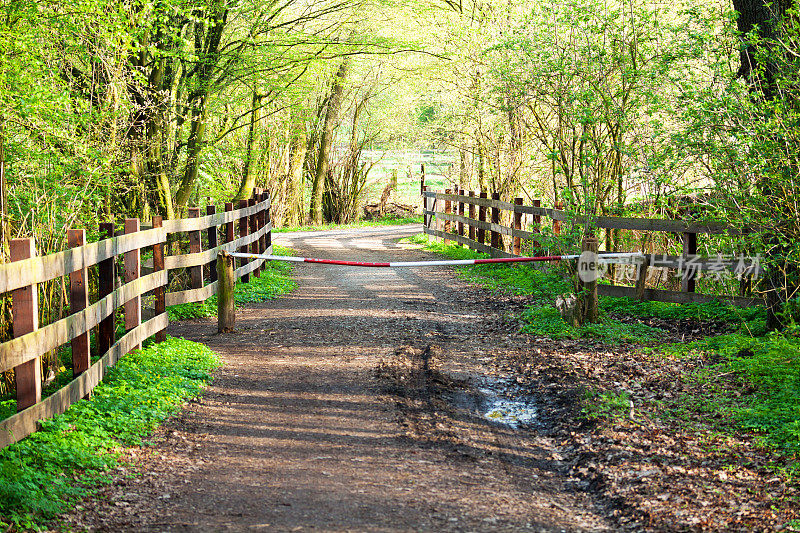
[732,0,795,329]
[286,120,308,226]
[0,116,6,257]
[310,59,349,225]
[235,90,264,200]
[176,98,207,208]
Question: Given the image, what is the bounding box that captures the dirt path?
[61,225,614,532]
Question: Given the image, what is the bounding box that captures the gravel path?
[60,225,613,532]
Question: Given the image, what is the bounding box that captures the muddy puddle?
[449,375,540,429]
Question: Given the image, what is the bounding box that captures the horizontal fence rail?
[422,187,761,308]
[0,188,273,449]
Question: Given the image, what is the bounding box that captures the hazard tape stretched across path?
[229,252,645,268]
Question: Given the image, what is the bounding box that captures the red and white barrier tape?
[229,252,644,268]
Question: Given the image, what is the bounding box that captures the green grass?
[654,330,800,455]
[580,388,632,421]
[405,234,664,344]
[167,245,297,320]
[274,216,422,233]
[0,337,221,530]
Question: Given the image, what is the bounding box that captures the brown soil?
[54,225,798,532]
[55,226,610,532]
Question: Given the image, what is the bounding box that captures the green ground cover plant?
[406,235,763,342]
[167,245,297,320]
[656,331,800,456]
[0,337,221,530]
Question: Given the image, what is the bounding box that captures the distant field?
[358,149,459,209]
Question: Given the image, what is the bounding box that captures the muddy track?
[58,225,614,532]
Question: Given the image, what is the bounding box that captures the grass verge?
[0,337,221,530]
[167,245,297,320]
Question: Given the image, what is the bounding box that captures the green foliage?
[601,297,766,326]
[167,245,296,320]
[520,306,664,344]
[658,331,800,453]
[580,388,632,421]
[0,337,220,529]
[408,234,664,344]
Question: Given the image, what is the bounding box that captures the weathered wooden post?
[468,191,476,241]
[513,198,523,256]
[206,204,218,282]
[553,201,563,236]
[248,196,259,277]
[533,199,542,251]
[478,192,488,245]
[124,218,142,352]
[98,222,115,356]
[635,254,651,302]
[422,186,429,229]
[11,238,41,411]
[152,216,167,343]
[68,229,90,376]
[582,235,599,323]
[238,199,250,283]
[681,231,697,294]
[264,191,272,251]
[217,251,236,333]
[188,207,203,289]
[457,189,465,238]
[444,188,452,245]
[491,192,501,251]
[225,202,234,243]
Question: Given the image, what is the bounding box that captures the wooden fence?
[422,188,761,308]
[0,188,273,449]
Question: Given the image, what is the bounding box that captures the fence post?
[206,204,218,282]
[68,229,90,377]
[457,189,465,238]
[422,186,429,229]
[225,202,234,244]
[635,254,651,301]
[249,196,259,277]
[444,188,452,245]
[513,198,523,256]
[478,192,487,245]
[152,216,167,343]
[553,201,563,236]
[238,199,250,283]
[468,191,476,241]
[582,235,599,323]
[217,251,235,333]
[188,207,203,289]
[264,191,272,252]
[533,199,542,250]
[98,222,115,356]
[681,231,697,293]
[491,192,501,251]
[11,238,41,411]
[124,218,142,352]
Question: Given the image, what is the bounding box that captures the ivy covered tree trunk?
[732,0,796,329]
[235,90,264,201]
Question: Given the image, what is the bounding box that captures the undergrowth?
[654,330,800,455]
[405,234,761,344]
[0,337,220,530]
[168,245,296,320]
